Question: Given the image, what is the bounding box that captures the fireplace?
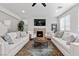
[37,31,43,37]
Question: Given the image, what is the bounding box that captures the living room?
[0,2,79,56]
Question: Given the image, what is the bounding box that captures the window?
[78,9,79,32]
[65,15,70,31]
[60,15,70,31]
[60,17,64,31]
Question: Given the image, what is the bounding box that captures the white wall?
[58,4,79,33]
[21,4,58,32]
[0,10,20,32]
[25,16,58,33]
[0,4,58,33]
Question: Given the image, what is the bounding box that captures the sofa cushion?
[63,35,76,42]
[54,31,64,38]
[62,32,70,40]
[20,32,27,37]
[7,32,17,40]
[16,31,20,38]
[8,32,18,43]
[61,40,70,53]
[52,37,70,53]
[5,36,28,54]
[75,36,79,42]
[0,37,5,42]
[5,38,22,53]
[62,34,76,45]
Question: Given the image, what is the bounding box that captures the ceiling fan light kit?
[32,3,46,7]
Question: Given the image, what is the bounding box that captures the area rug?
[16,40,63,56]
[28,48,53,56]
[26,40,54,56]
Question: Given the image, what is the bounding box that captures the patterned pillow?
[16,31,20,38]
[20,32,27,37]
[54,31,64,38]
[65,35,76,45]
[62,32,71,40]
[64,35,75,42]
[75,36,79,42]
[3,34,14,44]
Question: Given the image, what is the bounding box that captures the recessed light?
[22,10,25,13]
[56,10,58,13]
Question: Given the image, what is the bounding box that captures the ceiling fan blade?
[42,3,46,7]
[32,3,36,7]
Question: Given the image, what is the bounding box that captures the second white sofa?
[51,32,79,56]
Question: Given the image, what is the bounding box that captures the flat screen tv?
[34,19,46,26]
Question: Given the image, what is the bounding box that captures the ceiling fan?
[32,3,46,7]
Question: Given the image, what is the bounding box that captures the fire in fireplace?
[37,31,43,37]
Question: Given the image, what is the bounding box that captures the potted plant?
[18,21,24,37]
[18,21,24,31]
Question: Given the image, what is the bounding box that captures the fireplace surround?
[34,27,46,37]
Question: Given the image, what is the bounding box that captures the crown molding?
[0,6,21,20]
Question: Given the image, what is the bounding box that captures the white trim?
[0,6,21,20]
[78,8,79,32]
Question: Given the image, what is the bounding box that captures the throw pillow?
[54,31,64,38]
[62,32,71,40]
[0,37,5,42]
[59,31,64,38]
[3,33,14,44]
[16,31,20,38]
[20,32,27,37]
[7,32,17,40]
[66,35,75,42]
[66,41,71,45]
[75,36,79,42]
[65,35,76,45]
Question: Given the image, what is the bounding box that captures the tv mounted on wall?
[34,19,46,26]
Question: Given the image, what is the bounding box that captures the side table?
[29,34,32,40]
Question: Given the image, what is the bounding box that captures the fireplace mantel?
[34,26,46,28]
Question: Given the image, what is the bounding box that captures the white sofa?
[0,22,29,56]
[51,32,79,56]
[0,32,29,56]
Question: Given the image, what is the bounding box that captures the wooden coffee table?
[35,37,48,43]
[34,37,48,47]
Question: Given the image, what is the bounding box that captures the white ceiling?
[0,3,77,19]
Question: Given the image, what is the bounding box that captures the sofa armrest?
[0,42,2,55]
[70,42,79,56]
[0,40,8,55]
[0,41,5,55]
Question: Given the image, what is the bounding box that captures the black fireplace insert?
[37,31,43,37]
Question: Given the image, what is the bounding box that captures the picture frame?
[51,24,57,33]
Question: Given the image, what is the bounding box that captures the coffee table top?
[34,37,48,43]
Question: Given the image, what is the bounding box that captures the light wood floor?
[16,40,63,56]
